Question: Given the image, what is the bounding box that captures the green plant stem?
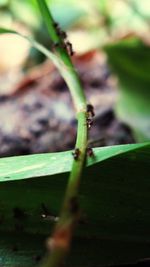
[36,1,88,267]
[36,0,85,111]
[43,113,87,267]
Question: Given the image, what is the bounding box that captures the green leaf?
[0,142,150,266]
[104,38,150,142]
[0,142,148,182]
[0,28,17,34]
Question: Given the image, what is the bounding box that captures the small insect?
[86,118,93,129]
[60,30,67,40]
[54,23,62,34]
[53,22,59,28]
[41,203,59,222]
[53,22,67,39]
[53,22,74,56]
[66,41,74,56]
[87,104,95,117]
[72,148,80,160]
[41,203,49,218]
[87,147,94,157]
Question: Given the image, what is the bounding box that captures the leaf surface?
[0,142,148,181]
[0,143,150,266]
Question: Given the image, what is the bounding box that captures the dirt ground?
[0,51,134,157]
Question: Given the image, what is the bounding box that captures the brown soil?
[0,51,134,157]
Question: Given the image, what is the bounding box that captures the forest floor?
[0,51,134,157]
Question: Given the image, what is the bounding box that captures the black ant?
[66,41,74,56]
[86,147,94,157]
[72,148,80,160]
[53,22,61,33]
[53,22,67,40]
[53,22,59,28]
[87,104,95,117]
[53,21,74,56]
[60,30,67,40]
[41,203,50,218]
[86,104,95,130]
[41,203,59,222]
[86,118,93,129]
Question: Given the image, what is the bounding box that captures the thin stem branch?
[36,1,88,267]
[36,0,86,111]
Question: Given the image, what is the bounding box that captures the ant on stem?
[72,148,80,160]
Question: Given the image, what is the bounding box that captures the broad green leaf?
[104,38,150,142]
[0,143,150,266]
[0,142,148,182]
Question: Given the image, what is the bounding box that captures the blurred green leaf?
[0,27,16,34]
[9,0,39,29]
[0,143,148,181]
[0,0,8,6]
[8,0,85,31]
[0,142,150,266]
[50,4,86,30]
[104,38,150,141]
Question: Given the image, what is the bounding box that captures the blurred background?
[0,0,150,157]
